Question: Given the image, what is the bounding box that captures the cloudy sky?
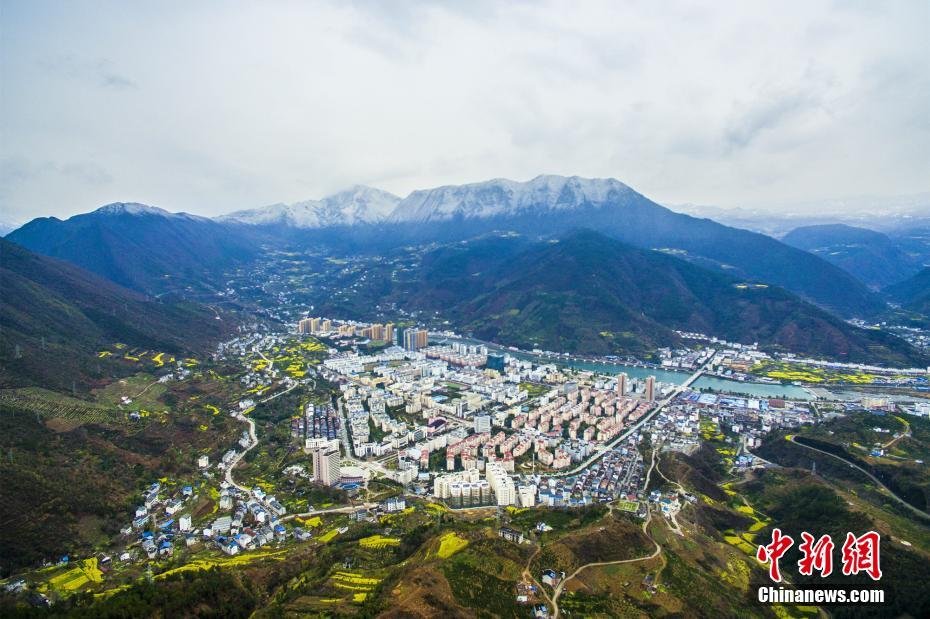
[2,0,928,223]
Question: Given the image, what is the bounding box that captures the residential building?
[473,414,492,434]
[645,375,655,402]
[311,439,342,486]
[616,372,627,396]
[404,329,429,351]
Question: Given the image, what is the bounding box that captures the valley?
[3,177,930,617]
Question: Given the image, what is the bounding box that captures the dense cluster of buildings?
[126,471,290,562]
[312,320,671,507]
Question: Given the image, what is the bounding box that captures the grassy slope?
[0,238,232,391]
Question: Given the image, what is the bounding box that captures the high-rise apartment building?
[403,328,428,351]
[616,372,627,396]
[485,462,516,506]
[473,414,492,434]
[310,439,341,486]
[644,375,656,402]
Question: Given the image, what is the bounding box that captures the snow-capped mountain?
[8,201,256,293]
[93,202,210,221]
[387,175,639,223]
[220,185,401,228]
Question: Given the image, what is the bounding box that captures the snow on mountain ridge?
[219,185,401,228]
[387,175,638,223]
[96,202,172,216]
[219,175,641,227]
[92,202,210,221]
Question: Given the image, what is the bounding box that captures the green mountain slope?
[401,231,924,365]
[0,238,232,391]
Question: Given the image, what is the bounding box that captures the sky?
[1,0,928,224]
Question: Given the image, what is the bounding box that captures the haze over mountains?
[220,185,401,228]
[782,224,926,290]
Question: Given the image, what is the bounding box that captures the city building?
[474,414,492,434]
[310,439,341,486]
[616,372,627,396]
[404,329,429,351]
[645,375,655,402]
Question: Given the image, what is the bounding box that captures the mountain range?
[7,176,889,319]
[782,224,924,290]
[7,202,260,294]
[885,267,930,315]
[219,185,400,228]
[0,237,233,391]
[375,230,925,366]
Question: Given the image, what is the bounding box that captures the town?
[8,311,928,615]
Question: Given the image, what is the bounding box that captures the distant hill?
[395,231,924,366]
[0,238,232,391]
[885,267,930,314]
[782,223,922,289]
[6,202,259,294]
[379,175,885,318]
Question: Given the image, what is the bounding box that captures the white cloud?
[1,0,927,223]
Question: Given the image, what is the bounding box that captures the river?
[445,337,812,400]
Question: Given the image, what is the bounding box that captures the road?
[222,378,305,492]
[280,501,380,523]
[549,362,708,478]
[224,412,258,492]
[787,435,930,520]
[550,445,664,619]
[740,435,782,469]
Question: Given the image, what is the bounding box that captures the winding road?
[223,380,303,492]
[549,445,665,619]
[224,412,258,492]
[787,435,930,520]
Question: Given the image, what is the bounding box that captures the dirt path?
[880,415,911,450]
[521,544,552,610]
[550,446,665,619]
[654,457,685,536]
